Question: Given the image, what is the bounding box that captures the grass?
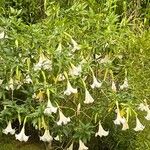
[0,135,45,150]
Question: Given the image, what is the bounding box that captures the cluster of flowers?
[1,32,149,150]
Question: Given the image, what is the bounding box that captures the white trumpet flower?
[54,135,60,141]
[145,108,150,120]
[138,103,148,111]
[15,126,29,142]
[100,55,111,64]
[0,31,5,39]
[91,75,102,89]
[6,78,14,91]
[64,80,77,95]
[44,99,57,115]
[3,121,15,135]
[57,74,65,81]
[111,81,117,92]
[56,43,62,53]
[84,89,94,104]
[40,129,53,142]
[57,110,70,125]
[69,64,82,76]
[24,75,32,84]
[34,53,52,71]
[122,118,129,131]
[71,38,80,52]
[114,107,125,125]
[134,117,145,131]
[95,121,109,137]
[120,78,128,90]
[78,140,88,150]
[67,143,74,150]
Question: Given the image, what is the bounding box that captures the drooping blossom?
[15,126,29,142]
[6,78,14,91]
[24,75,32,84]
[44,99,57,115]
[56,43,62,53]
[95,121,109,137]
[120,78,128,90]
[84,89,94,104]
[57,74,65,81]
[100,55,111,64]
[67,143,74,150]
[134,116,145,131]
[114,102,125,125]
[78,140,88,150]
[2,121,15,135]
[40,129,53,142]
[111,81,117,92]
[54,135,60,141]
[57,110,70,125]
[64,80,77,95]
[71,38,80,52]
[34,53,52,71]
[121,117,129,131]
[145,107,150,120]
[91,74,102,89]
[0,31,5,39]
[138,103,147,111]
[69,63,82,76]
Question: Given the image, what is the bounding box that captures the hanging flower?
[71,38,80,52]
[121,117,129,131]
[78,140,88,150]
[40,129,53,142]
[69,63,82,76]
[77,103,81,115]
[91,75,102,89]
[56,43,62,53]
[57,110,70,125]
[100,55,111,64]
[67,143,74,150]
[24,75,32,84]
[0,79,3,85]
[138,103,147,111]
[120,78,128,90]
[114,102,125,125]
[15,126,29,142]
[134,116,145,131]
[34,53,52,71]
[0,31,5,39]
[84,89,94,104]
[145,108,150,120]
[111,81,117,92]
[2,121,15,135]
[64,80,77,95]
[44,99,57,115]
[54,135,60,141]
[95,121,109,137]
[57,74,65,81]
[6,78,14,91]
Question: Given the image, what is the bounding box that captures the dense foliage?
[0,0,150,150]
